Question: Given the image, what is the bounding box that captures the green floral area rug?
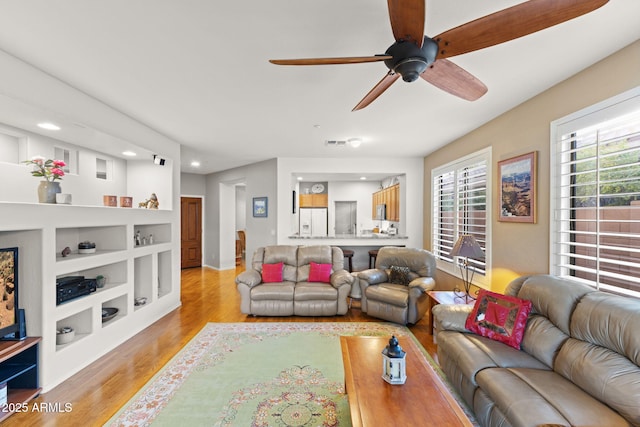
[107,322,415,426]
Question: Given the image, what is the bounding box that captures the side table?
[427,291,475,337]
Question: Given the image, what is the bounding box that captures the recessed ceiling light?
[122,151,137,156]
[37,122,60,131]
[348,138,362,148]
[360,176,367,180]
[297,176,303,181]
[190,161,200,167]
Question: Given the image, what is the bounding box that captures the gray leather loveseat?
[235,245,353,316]
[432,274,640,427]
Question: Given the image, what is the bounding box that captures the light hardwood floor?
[5,264,437,427]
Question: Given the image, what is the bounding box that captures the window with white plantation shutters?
[432,148,491,281]
[551,88,640,297]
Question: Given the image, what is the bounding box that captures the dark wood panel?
[181,197,202,268]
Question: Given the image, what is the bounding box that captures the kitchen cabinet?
[299,193,328,208]
[372,184,400,221]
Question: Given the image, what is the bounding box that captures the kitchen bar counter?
[284,234,409,271]
[288,234,408,241]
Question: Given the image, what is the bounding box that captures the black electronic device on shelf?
[56,276,97,305]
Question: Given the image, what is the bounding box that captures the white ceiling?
[0,0,638,174]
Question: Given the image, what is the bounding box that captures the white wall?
[277,157,424,248]
[205,159,276,270]
[180,172,206,196]
[127,159,173,210]
[235,185,246,232]
[0,131,19,163]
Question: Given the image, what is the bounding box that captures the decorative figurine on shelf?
[138,193,159,209]
[135,230,142,246]
[61,246,71,257]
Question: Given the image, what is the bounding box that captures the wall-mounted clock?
[311,183,325,194]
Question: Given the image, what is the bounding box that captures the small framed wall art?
[253,197,268,218]
[498,151,537,223]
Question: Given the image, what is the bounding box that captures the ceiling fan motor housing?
[384,36,438,82]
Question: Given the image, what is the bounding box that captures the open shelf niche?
[55,308,92,351]
[134,254,153,310]
[55,225,127,262]
[158,250,173,299]
[101,294,128,328]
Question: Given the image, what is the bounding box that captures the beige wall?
[423,40,640,293]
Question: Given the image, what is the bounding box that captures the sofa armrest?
[432,304,473,333]
[408,277,435,292]
[358,269,388,285]
[235,269,262,288]
[330,270,354,289]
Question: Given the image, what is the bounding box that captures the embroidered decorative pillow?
[262,262,284,283]
[308,262,332,283]
[465,289,532,349]
[388,265,411,285]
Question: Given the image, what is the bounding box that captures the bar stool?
[368,249,379,269]
[343,249,354,272]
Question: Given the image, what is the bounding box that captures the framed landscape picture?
[498,151,537,223]
[253,197,268,218]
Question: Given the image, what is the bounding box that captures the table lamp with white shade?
[449,234,485,303]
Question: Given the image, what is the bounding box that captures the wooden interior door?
[181,197,202,268]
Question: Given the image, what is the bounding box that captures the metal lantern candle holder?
[382,335,407,385]
[449,234,485,303]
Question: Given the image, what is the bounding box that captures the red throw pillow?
[465,289,532,349]
[262,262,284,283]
[308,262,332,283]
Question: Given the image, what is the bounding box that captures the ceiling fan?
[270,0,608,111]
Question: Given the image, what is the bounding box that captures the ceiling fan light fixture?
[394,58,428,82]
[384,36,438,82]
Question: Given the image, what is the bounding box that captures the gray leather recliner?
[357,246,436,325]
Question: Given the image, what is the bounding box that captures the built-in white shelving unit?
[0,203,181,392]
[0,46,182,396]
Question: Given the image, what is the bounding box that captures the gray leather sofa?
[235,245,353,316]
[358,246,436,325]
[432,274,640,427]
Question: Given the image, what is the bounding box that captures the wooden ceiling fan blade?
[387,0,425,47]
[269,56,392,66]
[352,72,400,111]
[434,0,609,59]
[420,59,487,101]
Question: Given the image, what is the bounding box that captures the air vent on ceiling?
[325,140,346,147]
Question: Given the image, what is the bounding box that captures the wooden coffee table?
[340,335,473,427]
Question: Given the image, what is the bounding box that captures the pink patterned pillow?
[465,289,532,349]
[262,262,283,283]
[308,262,332,283]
